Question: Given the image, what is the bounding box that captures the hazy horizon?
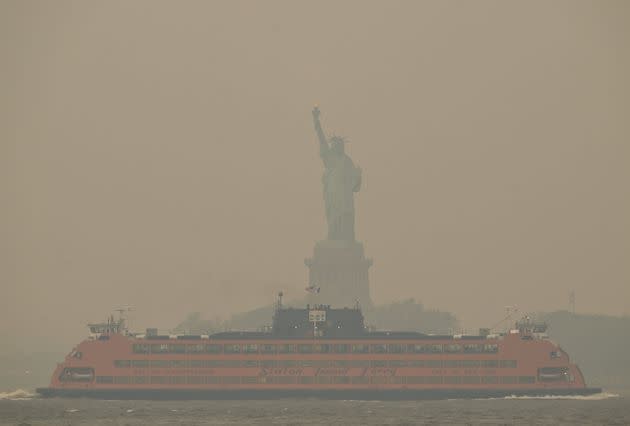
[2,0,629,352]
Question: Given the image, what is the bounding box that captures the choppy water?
[0,390,627,425]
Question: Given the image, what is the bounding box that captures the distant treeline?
[540,311,630,389]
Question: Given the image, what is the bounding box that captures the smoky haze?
[1,1,629,353]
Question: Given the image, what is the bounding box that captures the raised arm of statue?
[312,106,329,159]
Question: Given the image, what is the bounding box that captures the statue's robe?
[321,149,361,241]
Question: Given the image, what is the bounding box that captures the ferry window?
[444,376,461,384]
[242,376,258,384]
[350,360,370,368]
[243,360,258,367]
[187,376,204,384]
[409,360,425,368]
[132,344,150,354]
[114,360,131,368]
[391,376,405,384]
[351,344,369,354]
[276,376,296,384]
[333,360,350,367]
[151,344,169,354]
[96,376,114,384]
[278,344,296,353]
[150,360,171,368]
[131,360,149,368]
[352,376,369,384]
[224,344,241,354]
[463,344,482,353]
[114,376,131,384]
[150,376,169,384]
[462,360,480,368]
[317,376,331,384]
[333,344,349,353]
[425,376,443,384]
[298,344,313,353]
[243,344,259,354]
[387,344,404,353]
[406,376,423,384]
[261,344,276,354]
[481,360,498,368]
[310,360,331,367]
[370,376,387,384]
[408,344,430,353]
[333,376,351,384]
[371,360,387,367]
[481,376,498,384]
[169,344,186,354]
[205,344,222,353]
[261,360,277,368]
[187,344,204,354]
[313,344,329,353]
[444,360,460,368]
[426,360,442,368]
[499,360,517,368]
[222,376,240,384]
[133,376,149,384]
[538,367,569,382]
[172,360,188,368]
[550,351,560,359]
[388,360,408,367]
[205,376,220,384]
[59,367,94,382]
[462,376,480,384]
[371,344,387,353]
[519,376,535,384]
[279,360,297,367]
[189,360,204,368]
[259,376,274,384]
[172,376,186,384]
[500,376,517,384]
[444,344,461,353]
[483,344,498,353]
[430,344,443,353]
[206,360,239,368]
[299,376,314,384]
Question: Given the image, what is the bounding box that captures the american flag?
[305,284,320,294]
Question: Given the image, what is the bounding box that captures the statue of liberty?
[312,106,362,241]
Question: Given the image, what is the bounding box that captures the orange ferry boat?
[37,300,600,399]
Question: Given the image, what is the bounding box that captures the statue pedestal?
[305,240,373,308]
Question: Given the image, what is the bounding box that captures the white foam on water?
[66,408,80,413]
[0,389,36,400]
[126,409,135,413]
[502,392,620,401]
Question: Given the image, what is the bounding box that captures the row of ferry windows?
[115,359,517,369]
[95,375,534,385]
[132,343,499,355]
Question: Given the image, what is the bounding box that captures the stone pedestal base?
[305,240,373,308]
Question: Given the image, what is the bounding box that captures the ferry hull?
[36,387,602,400]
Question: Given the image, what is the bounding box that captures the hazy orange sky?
[2,1,628,351]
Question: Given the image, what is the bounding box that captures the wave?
[502,392,620,401]
[0,389,36,400]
